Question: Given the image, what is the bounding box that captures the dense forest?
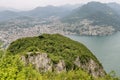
[0,34,119,80]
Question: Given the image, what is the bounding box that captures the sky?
[0,0,120,10]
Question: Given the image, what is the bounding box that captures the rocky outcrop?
[21,52,105,77]
[55,60,66,73]
[74,56,106,77]
[21,52,52,72]
[21,52,66,73]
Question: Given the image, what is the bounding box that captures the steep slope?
[62,2,120,30]
[108,3,120,15]
[7,34,106,77]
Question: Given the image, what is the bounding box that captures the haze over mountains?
[63,2,120,32]
[0,1,120,46]
[0,4,81,21]
[0,2,120,26]
[0,2,119,20]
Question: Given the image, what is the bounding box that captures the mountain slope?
[0,11,21,21]
[0,34,119,79]
[108,3,120,15]
[22,5,79,18]
[7,34,106,77]
[0,5,80,21]
[62,2,120,30]
[0,7,19,12]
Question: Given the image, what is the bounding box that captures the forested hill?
[0,34,119,79]
[7,34,106,77]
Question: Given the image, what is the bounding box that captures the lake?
[67,32,120,75]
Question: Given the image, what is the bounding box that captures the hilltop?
[7,34,106,76]
[0,34,119,79]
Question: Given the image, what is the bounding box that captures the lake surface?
[67,32,120,75]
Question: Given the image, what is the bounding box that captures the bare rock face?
[74,56,106,77]
[21,52,66,73]
[21,52,105,77]
[21,52,52,72]
[55,60,66,73]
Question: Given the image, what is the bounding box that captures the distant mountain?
[23,5,72,18]
[0,2,120,35]
[22,4,82,18]
[108,2,120,15]
[60,4,82,10]
[0,11,21,21]
[62,2,120,30]
[0,4,81,21]
[0,7,19,12]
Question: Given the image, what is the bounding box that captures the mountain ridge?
[0,4,81,21]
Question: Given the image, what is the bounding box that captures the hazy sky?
[0,0,120,10]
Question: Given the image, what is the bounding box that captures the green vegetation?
[0,41,2,46]
[0,50,4,58]
[0,41,4,58]
[0,55,119,80]
[42,70,119,80]
[0,40,3,48]
[0,55,42,80]
[7,34,101,69]
[0,34,119,80]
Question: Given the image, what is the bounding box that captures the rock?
[21,52,105,77]
[55,60,66,73]
[21,52,66,73]
[74,56,106,77]
[21,52,52,72]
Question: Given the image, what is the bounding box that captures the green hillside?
[7,34,100,68]
[0,34,118,80]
